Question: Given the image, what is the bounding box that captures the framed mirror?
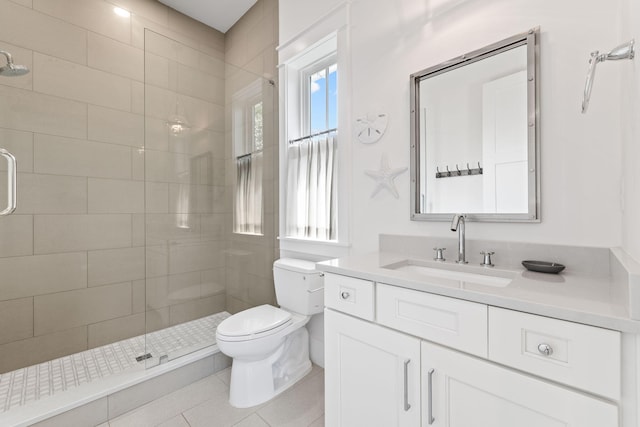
[410,28,540,222]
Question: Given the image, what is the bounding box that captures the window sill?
[279,236,351,258]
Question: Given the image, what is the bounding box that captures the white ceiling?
[158,0,257,33]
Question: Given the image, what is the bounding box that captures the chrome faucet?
[450,214,467,264]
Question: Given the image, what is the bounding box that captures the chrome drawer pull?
[340,291,350,299]
[537,343,553,356]
[403,359,411,411]
[427,368,435,424]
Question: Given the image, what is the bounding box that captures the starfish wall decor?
[365,154,408,199]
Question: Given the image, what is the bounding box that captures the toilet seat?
[216,305,293,342]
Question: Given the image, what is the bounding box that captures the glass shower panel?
[143,29,228,365]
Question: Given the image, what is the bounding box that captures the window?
[285,58,338,241]
[233,80,264,235]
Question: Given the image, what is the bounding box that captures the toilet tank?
[273,258,324,315]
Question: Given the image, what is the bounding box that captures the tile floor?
[98,365,325,427]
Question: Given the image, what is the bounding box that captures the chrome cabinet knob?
[537,343,553,356]
[341,291,350,300]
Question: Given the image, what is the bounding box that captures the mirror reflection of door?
[481,70,528,213]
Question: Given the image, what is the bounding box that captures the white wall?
[621,0,640,262]
[280,0,627,256]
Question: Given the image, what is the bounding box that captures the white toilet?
[215,258,324,408]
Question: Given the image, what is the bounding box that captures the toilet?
[215,258,324,408]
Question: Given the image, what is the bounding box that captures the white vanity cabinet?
[325,309,421,427]
[324,273,620,427]
[422,340,618,427]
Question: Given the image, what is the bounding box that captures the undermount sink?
[382,259,514,287]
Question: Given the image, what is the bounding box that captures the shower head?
[604,39,635,61]
[0,50,30,77]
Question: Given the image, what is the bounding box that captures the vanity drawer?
[376,283,488,357]
[324,273,375,321]
[488,307,621,400]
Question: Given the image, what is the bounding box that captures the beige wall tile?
[111,0,169,27]
[0,297,33,345]
[133,147,145,181]
[146,244,168,278]
[34,134,132,179]
[34,214,132,254]
[88,178,144,213]
[0,214,32,257]
[170,240,223,275]
[88,105,144,148]
[9,0,32,7]
[88,247,145,287]
[169,294,225,326]
[148,271,201,310]
[132,279,145,313]
[34,282,132,335]
[88,32,144,81]
[145,307,169,333]
[2,173,88,214]
[132,213,145,247]
[0,252,87,301]
[144,29,200,68]
[201,214,226,241]
[146,182,169,213]
[0,128,33,173]
[34,53,132,112]
[145,52,170,89]
[201,268,226,297]
[88,313,145,349]
[0,86,87,139]
[0,1,87,64]
[131,80,145,114]
[145,117,170,151]
[178,64,224,105]
[198,53,225,79]
[0,326,87,374]
[33,0,131,44]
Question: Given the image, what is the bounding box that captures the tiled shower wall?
[224,0,279,314]
[0,0,231,373]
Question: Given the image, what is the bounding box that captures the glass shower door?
[142,29,227,365]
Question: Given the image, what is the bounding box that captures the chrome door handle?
[403,359,411,411]
[0,148,16,216]
[427,368,435,425]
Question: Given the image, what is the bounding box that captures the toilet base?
[228,327,311,408]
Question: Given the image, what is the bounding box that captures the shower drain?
[135,353,153,362]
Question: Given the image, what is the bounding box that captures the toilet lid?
[217,305,292,338]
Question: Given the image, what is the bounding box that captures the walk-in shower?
[0,2,277,422]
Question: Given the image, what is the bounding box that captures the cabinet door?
[422,341,618,427]
[325,309,421,427]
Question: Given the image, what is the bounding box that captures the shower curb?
[1,346,230,427]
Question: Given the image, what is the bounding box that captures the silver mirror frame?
[410,27,540,223]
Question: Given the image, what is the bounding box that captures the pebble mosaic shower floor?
[0,312,230,413]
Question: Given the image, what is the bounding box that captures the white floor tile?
[308,414,324,427]
[109,375,227,427]
[182,392,256,427]
[156,414,190,427]
[216,366,232,385]
[232,413,270,427]
[257,371,325,427]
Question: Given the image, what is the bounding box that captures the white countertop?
[316,251,640,333]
